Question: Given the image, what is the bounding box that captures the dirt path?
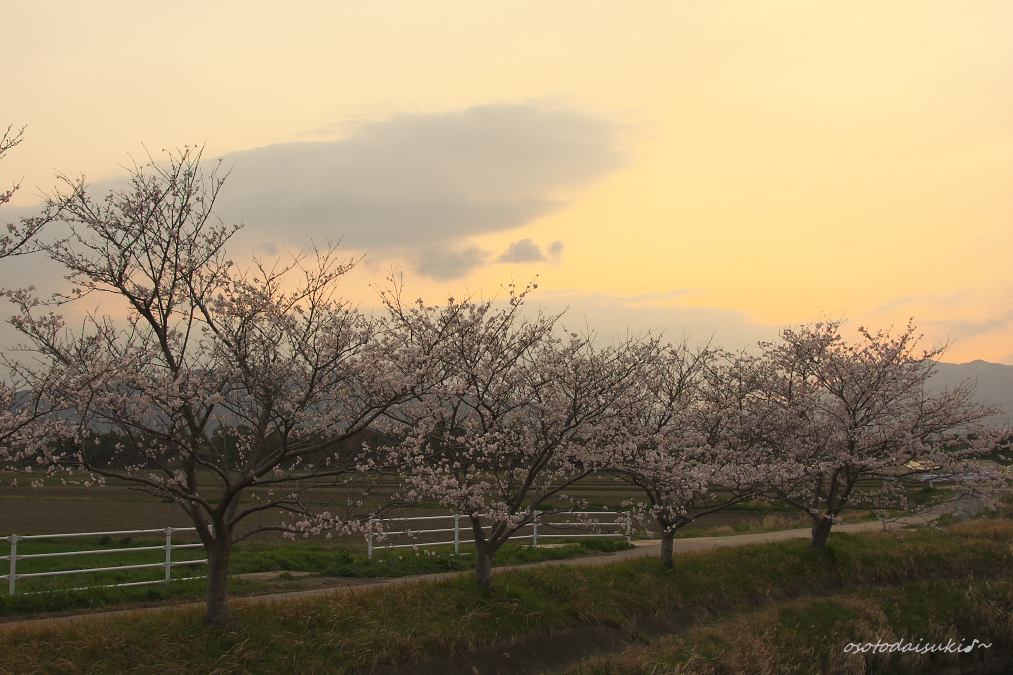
[0,518,907,631]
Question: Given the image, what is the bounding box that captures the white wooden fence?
[367,511,632,558]
[2,513,633,593]
[1,528,207,595]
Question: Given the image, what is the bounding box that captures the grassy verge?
[0,576,272,619]
[559,576,1011,674]
[0,520,1010,673]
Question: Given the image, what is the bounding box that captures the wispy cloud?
[928,309,1013,338]
[622,288,695,306]
[871,295,915,315]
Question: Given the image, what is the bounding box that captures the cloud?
[621,288,695,306]
[871,295,916,315]
[495,238,566,266]
[497,238,547,263]
[1,104,622,284]
[209,103,625,279]
[930,313,1013,338]
[414,246,489,281]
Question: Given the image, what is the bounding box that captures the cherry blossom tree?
[0,125,54,259]
[1,125,65,475]
[9,148,424,625]
[381,284,657,590]
[612,343,782,568]
[762,319,1004,549]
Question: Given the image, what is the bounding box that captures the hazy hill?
[10,360,1011,426]
[931,360,1013,423]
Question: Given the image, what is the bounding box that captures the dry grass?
[563,595,890,674]
[561,578,1013,675]
[947,517,1013,541]
[673,512,813,539]
[759,512,812,530]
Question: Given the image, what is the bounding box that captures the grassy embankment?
[0,519,1010,673]
[560,519,1013,675]
[559,578,1011,674]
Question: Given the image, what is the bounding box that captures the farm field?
[0,472,857,542]
[0,472,794,543]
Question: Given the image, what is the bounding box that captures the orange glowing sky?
[3,1,1011,362]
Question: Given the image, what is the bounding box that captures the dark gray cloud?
[210,104,624,278]
[495,238,566,265]
[414,246,489,281]
[1,104,622,282]
[497,238,547,263]
[254,242,278,256]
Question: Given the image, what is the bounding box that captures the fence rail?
[1,527,207,595]
[367,511,631,558]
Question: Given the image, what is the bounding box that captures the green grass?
[0,520,1010,673]
[229,536,631,578]
[0,537,631,617]
[0,576,271,618]
[0,535,271,616]
[2,536,208,597]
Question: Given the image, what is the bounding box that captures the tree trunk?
[660,530,675,569]
[204,538,233,626]
[811,517,834,549]
[474,543,494,592]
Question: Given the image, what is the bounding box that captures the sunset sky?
[3,1,1011,362]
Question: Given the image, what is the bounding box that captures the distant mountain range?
[9,360,1011,427]
[931,360,1013,423]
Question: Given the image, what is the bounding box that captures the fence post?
[453,514,460,555]
[532,511,540,548]
[367,518,376,560]
[164,527,172,582]
[626,511,632,545]
[7,534,16,595]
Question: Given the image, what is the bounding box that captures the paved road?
[0,517,917,631]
